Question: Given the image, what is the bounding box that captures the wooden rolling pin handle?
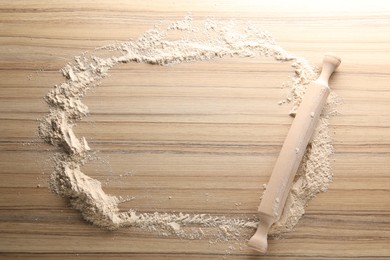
[247,213,274,253]
[248,53,341,253]
[317,53,341,86]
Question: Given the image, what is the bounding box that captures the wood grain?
[1,1,390,259]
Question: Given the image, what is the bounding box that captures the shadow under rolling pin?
[248,53,341,253]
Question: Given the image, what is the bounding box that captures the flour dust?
[38,16,337,248]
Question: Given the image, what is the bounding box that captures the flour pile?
[38,16,336,242]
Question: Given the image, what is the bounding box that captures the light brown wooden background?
[1,1,389,259]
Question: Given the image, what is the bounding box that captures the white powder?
[38,16,337,245]
[168,14,194,31]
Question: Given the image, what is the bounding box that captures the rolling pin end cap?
[248,229,268,253]
[248,213,274,253]
[324,53,341,68]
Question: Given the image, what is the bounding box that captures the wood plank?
[1,0,390,258]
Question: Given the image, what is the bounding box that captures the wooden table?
[1,1,389,259]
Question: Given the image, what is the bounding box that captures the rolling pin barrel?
[248,53,341,253]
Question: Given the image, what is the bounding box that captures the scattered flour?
[168,14,194,31]
[38,16,338,245]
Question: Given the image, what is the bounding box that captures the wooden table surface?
[1,1,389,259]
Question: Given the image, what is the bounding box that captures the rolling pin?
[248,53,341,253]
